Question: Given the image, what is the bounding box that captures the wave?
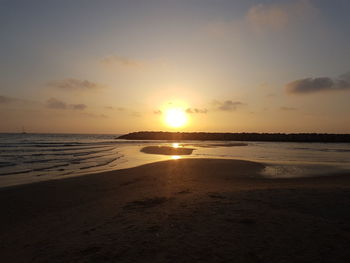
[79,157,120,170]
[22,152,117,165]
[1,147,116,159]
[0,145,114,153]
[0,162,16,168]
[0,136,122,178]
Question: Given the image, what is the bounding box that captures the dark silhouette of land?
[118,131,350,142]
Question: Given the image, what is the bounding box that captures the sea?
[0,133,350,187]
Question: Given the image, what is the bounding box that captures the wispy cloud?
[46,98,67,109]
[213,100,244,111]
[185,108,208,114]
[47,78,106,91]
[71,104,87,110]
[81,113,108,118]
[46,98,87,110]
[152,102,244,113]
[206,0,316,36]
[286,72,350,94]
[0,95,41,109]
[246,0,315,32]
[0,95,36,105]
[153,110,162,115]
[0,95,17,104]
[101,55,146,69]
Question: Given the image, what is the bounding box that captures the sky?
[1,0,349,134]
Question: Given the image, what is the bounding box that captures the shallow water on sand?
[0,133,349,187]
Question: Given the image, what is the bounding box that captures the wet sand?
[183,142,248,148]
[140,146,194,155]
[1,158,350,262]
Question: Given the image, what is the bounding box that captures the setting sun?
[164,108,188,128]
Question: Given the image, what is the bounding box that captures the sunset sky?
[1,0,349,134]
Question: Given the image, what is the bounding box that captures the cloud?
[153,108,208,115]
[280,106,297,111]
[0,95,34,105]
[206,0,316,36]
[101,55,145,68]
[246,4,288,31]
[339,72,350,82]
[0,95,41,107]
[286,72,350,94]
[246,0,315,32]
[0,95,17,104]
[47,78,105,91]
[46,98,87,110]
[46,98,67,109]
[213,100,244,111]
[185,108,208,114]
[71,104,87,110]
[81,113,108,118]
[153,110,162,115]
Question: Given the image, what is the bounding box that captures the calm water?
[0,133,349,187]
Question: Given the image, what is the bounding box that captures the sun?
[164,108,188,128]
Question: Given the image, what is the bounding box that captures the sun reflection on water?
[171,155,181,160]
[172,143,180,148]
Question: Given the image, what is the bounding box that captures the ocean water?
[0,133,349,187]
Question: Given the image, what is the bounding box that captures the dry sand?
[1,158,350,263]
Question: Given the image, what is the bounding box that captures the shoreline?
[1,158,350,262]
[1,155,350,190]
[2,136,349,188]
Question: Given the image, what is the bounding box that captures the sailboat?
[21,126,27,134]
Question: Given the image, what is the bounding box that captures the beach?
[1,158,350,262]
[3,0,350,262]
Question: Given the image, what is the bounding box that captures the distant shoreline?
[118,131,350,143]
